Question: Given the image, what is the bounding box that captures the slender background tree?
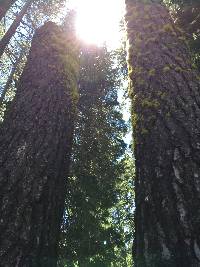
[58,44,134,267]
[0,0,18,21]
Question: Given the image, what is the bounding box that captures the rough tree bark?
[0,0,33,59]
[125,1,200,266]
[0,0,17,21]
[0,21,79,266]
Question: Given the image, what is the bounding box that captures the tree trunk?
[0,0,17,21]
[0,21,79,266]
[125,1,200,266]
[0,0,32,59]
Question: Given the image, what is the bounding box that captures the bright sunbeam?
[68,0,125,48]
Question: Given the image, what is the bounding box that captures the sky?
[67,0,132,144]
[68,0,125,49]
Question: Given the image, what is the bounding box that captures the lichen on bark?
[125,1,200,266]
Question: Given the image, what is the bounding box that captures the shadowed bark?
[125,1,200,266]
[0,21,79,266]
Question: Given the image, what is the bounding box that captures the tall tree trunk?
[0,0,17,21]
[0,21,79,266]
[125,1,200,266]
[0,0,32,59]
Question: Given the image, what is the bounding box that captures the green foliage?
[58,45,134,267]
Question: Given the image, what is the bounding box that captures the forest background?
[0,0,200,266]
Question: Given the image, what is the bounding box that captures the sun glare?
[68,0,125,48]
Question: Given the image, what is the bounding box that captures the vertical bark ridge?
[0,21,79,266]
[125,1,200,266]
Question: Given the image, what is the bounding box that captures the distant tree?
[0,0,17,21]
[125,0,200,266]
[0,0,33,58]
[0,49,23,105]
[0,21,79,266]
[58,45,134,267]
[109,153,135,267]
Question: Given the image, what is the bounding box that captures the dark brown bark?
[125,1,200,266]
[0,21,79,266]
[0,0,32,59]
[0,0,17,21]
